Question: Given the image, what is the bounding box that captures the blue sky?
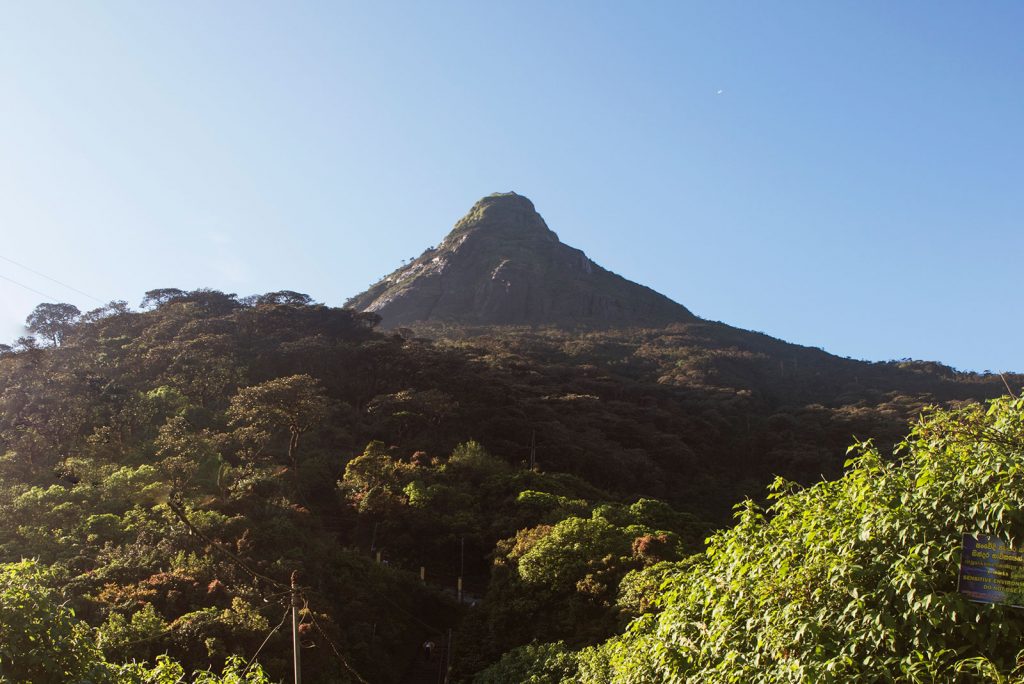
[0,2,1020,371]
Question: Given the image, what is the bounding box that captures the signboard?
[958,534,1024,608]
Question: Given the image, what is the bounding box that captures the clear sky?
[1,2,1021,372]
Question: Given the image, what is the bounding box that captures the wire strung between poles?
[242,604,292,676]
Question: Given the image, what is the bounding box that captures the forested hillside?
[0,289,1017,681]
[484,396,1024,683]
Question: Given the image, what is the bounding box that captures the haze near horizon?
[1,2,1020,372]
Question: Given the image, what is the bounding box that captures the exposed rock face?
[345,192,695,328]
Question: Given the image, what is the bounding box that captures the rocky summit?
[345,192,695,328]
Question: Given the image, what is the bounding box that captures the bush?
[580,396,1024,682]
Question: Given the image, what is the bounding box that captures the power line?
[242,604,292,676]
[0,254,103,303]
[0,272,59,302]
[167,500,290,591]
[304,582,444,635]
[170,499,383,682]
[260,587,299,604]
[302,596,371,684]
[118,600,290,674]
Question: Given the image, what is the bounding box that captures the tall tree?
[25,302,80,346]
[255,290,314,307]
[139,288,186,309]
[227,374,329,468]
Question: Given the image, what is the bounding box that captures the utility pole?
[458,536,465,604]
[529,430,536,469]
[445,628,453,684]
[291,571,302,684]
[436,635,446,684]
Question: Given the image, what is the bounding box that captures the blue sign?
[958,534,1024,608]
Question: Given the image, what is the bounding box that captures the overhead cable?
[242,605,292,675]
[302,596,372,684]
[0,254,104,303]
[0,272,59,301]
[167,500,290,591]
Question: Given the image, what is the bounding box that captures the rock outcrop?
[345,192,694,328]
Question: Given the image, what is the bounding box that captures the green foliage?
[98,603,169,660]
[0,560,117,682]
[474,641,580,683]
[0,292,459,682]
[155,416,222,494]
[117,654,274,683]
[579,396,1024,683]
[0,561,272,682]
[516,517,631,593]
[228,373,329,466]
[458,494,697,677]
[515,490,590,522]
[615,560,692,618]
[445,440,511,482]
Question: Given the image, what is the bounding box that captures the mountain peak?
[345,193,694,328]
[445,191,559,245]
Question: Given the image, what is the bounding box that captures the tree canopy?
[495,396,1024,683]
[25,302,81,345]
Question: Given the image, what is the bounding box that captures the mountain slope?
[1,290,1018,682]
[346,192,694,328]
